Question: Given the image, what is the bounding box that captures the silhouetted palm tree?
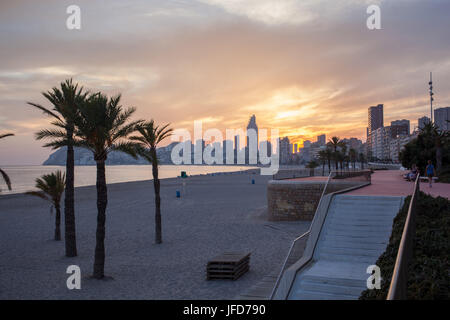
[73,92,141,279]
[327,137,345,170]
[420,122,448,173]
[26,171,66,240]
[317,150,327,176]
[0,133,14,191]
[306,160,319,177]
[349,148,357,170]
[358,152,366,169]
[130,120,173,244]
[28,79,87,257]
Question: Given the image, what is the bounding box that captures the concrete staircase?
[288,195,403,300]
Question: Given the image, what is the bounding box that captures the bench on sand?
[207,252,250,280]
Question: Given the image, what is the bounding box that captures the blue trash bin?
[176,190,181,198]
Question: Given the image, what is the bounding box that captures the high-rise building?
[303,140,312,148]
[434,107,450,132]
[418,116,431,130]
[390,119,410,138]
[369,126,391,160]
[368,104,384,136]
[317,134,326,145]
[246,114,258,147]
[279,137,290,164]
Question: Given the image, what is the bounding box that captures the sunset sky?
[1,0,450,165]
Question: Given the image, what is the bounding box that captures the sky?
[1,0,450,165]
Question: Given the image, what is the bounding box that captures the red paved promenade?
[348,170,450,198]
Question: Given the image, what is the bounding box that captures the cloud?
[0,0,450,164]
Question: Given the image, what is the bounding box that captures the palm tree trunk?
[151,148,162,244]
[64,132,77,257]
[55,202,61,241]
[93,160,107,279]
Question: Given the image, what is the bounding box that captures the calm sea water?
[0,165,256,195]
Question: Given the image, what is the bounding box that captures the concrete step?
[328,220,394,228]
[323,234,389,245]
[289,289,359,300]
[301,274,367,287]
[320,239,388,251]
[325,229,392,238]
[319,246,383,257]
[298,279,365,296]
[318,253,378,264]
[321,240,389,250]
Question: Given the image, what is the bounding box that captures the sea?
[0,165,256,195]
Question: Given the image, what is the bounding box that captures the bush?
[360,192,450,300]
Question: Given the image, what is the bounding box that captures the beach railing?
[387,174,420,300]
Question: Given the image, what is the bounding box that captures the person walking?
[426,160,436,188]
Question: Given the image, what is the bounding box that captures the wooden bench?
[207,252,250,280]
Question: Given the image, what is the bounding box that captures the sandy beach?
[0,170,309,299]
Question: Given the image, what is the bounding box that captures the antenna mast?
[429,72,434,122]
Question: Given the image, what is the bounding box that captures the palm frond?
[25,190,49,201]
[35,129,67,141]
[27,102,61,120]
[111,141,140,159]
[0,168,12,190]
[0,133,14,140]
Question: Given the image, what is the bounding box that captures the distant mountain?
[43,144,178,165]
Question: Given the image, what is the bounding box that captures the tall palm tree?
[130,120,173,244]
[28,79,87,257]
[349,148,357,170]
[306,160,319,177]
[73,92,141,279]
[327,137,345,170]
[26,171,66,240]
[358,152,366,169]
[0,133,14,191]
[317,150,327,176]
[420,122,447,173]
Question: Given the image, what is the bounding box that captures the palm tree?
[358,152,366,169]
[73,92,141,279]
[306,160,319,177]
[0,133,14,191]
[28,79,87,257]
[26,171,66,240]
[317,150,327,176]
[349,148,357,170]
[327,137,345,170]
[420,122,447,173]
[130,120,173,244]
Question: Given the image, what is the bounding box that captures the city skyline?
[1,0,450,165]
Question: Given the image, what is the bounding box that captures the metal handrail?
[387,174,420,300]
[269,171,335,299]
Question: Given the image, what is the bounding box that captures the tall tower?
[246,115,259,148]
[368,104,384,136]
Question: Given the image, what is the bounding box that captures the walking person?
[426,160,436,188]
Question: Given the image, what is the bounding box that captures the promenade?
[348,170,450,198]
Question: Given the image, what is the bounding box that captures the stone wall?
[267,180,363,221]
